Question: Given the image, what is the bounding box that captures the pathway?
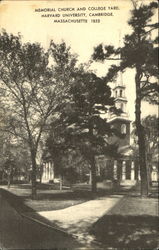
[37,195,123,245]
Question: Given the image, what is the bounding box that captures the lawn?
[24,189,93,212]
[1,182,158,248]
[0,182,119,212]
[0,185,93,213]
[90,215,158,248]
[90,196,158,248]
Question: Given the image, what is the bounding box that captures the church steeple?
[107,32,131,147]
[108,72,129,122]
[112,32,129,120]
[107,70,131,147]
[113,75,129,118]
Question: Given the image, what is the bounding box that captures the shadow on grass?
[90,214,158,248]
[37,190,93,200]
[15,183,61,190]
[0,188,34,213]
[0,189,83,249]
[0,182,140,203]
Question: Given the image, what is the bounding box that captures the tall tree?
[142,115,158,155]
[59,68,120,193]
[45,116,88,190]
[44,43,82,189]
[132,115,159,180]
[93,1,158,196]
[1,136,31,187]
[0,31,74,198]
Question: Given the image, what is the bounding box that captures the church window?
[121,124,126,134]
[115,90,117,97]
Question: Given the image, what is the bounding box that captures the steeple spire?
[106,31,131,147]
[115,31,123,87]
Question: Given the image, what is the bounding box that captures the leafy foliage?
[0,31,78,197]
[92,1,158,196]
[93,2,159,104]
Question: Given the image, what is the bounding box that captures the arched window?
[120,90,123,97]
[121,124,126,134]
[115,90,117,97]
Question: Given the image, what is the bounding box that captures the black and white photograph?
[0,0,158,249]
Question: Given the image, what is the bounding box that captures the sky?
[0,0,158,123]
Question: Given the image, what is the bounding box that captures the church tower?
[108,72,131,148]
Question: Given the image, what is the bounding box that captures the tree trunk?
[88,121,97,194]
[39,164,43,184]
[91,156,97,194]
[7,174,11,189]
[31,150,37,199]
[2,172,5,182]
[135,67,148,196]
[59,175,63,190]
[7,167,12,189]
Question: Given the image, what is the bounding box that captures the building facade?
[95,73,138,184]
[41,72,158,185]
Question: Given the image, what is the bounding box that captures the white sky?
[0,0,158,122]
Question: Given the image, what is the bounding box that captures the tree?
[44,132,67,190]
[45,122,88,190]
[93,1,158,196]
[132,115,159,182]
[142,115,158,155]
[44,41,85,189]
[0,133,31,187]
[0,98,31,185]
[0,31,73,198]
[59,68,120,194]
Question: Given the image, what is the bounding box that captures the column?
[42,163,47,183]
[46,162,49,182]
[52,162,54,181]
[49,161,54,181]
[48,161,51,181]
[113,160,117,180]
[122,161,126,180]
[89,170,92,185]
[138,167,141,180]
[131,161,135,180]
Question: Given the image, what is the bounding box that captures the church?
[96,73,158,185]
[41,72,137,184]
[41,72,158,185]
[95,72,138,185]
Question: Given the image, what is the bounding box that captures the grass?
[0,187,92,213]
[1,182,158,248]
[0,182,122,212]
[24,189,94,212]
[1,181,158,213]
[90,215,158,248]
[24,199,86,211]
[90,195,158,248]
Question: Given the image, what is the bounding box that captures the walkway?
[1,182,158,247]
[37,195,123,245]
